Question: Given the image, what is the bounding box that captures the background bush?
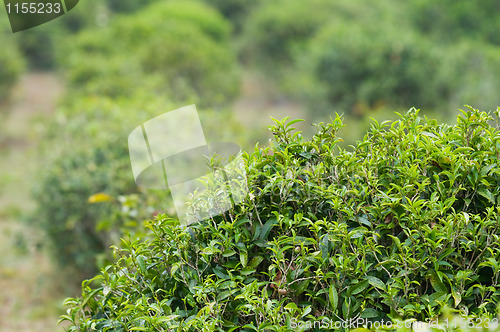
[241,0,336,73]
[61,0,240,107]
[62,107,500,330]
[296,23,453,116]
[241,0,500,119]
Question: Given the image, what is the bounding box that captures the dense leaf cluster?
[63,108,500,330]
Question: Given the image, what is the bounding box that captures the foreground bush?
[62,107,500,330]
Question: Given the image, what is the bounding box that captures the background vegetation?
[0,25,24,107]
[1,0,500,330]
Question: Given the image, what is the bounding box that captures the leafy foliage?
[62,107,500,330]
[11,0,108,69]
[105,0,158,13]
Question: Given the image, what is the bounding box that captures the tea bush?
[12,0,107,69]
[61,0,240,107]
[300,22,500,117]
[442,41,500,113]
[62,107,500,330]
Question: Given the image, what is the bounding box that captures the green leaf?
[248,256,264,268]
[320,234,329,260]
[240,251,248,267]
[429,272,447,293]
[358,215,371,227]
[286,118,305,127]
[259,219,277,240]
[360,308,380,318]
[451,285,462,307]
[240,266,256,275]
[222,249,236,258]
[213,266,230,280]
[480,164,496,176]
[217,289,237,301]
[136,255,146,273]
[366,276,386,292]
[350,280,369,295]
[329,285,338,312]
[80,287,103,308]
[241,324,258,331]
[477,188,495,204]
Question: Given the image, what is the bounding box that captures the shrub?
[443,41,500,113]
[61,0,240,107]
[297,23,453,116]
[241,0,404,75]
[62,107,500,330]
[296,22,500,118]
[242,0,500,119]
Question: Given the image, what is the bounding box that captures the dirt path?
[0,72,66,332]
